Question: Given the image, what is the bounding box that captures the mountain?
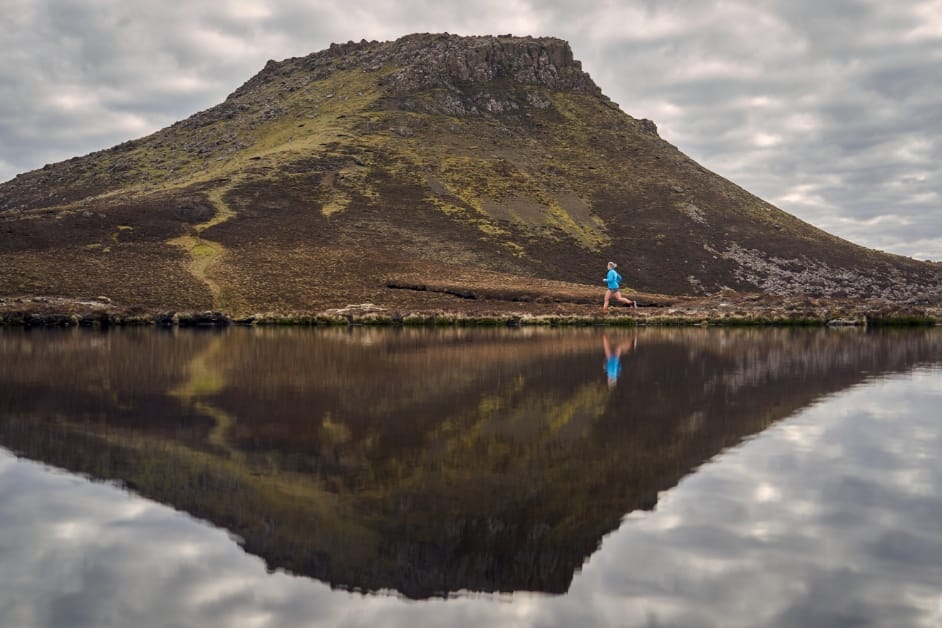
[0,33,939,316]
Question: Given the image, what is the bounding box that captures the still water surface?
[0,327,939,627]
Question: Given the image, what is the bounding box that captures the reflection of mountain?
[0,328,938,598]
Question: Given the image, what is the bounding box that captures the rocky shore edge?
[1,295,938,329]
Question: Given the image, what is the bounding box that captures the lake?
[0,326,939,628]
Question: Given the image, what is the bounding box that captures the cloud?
[0,0,938,259]
[577,0,940,258]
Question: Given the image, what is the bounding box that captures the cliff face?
[378,34,603,94]
[0,33,938,314]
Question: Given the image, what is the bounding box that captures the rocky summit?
[0,33,939,319]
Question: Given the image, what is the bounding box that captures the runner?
[602,261,637,313]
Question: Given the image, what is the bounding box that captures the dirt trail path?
[168,186,237,310]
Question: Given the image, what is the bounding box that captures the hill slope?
[0,33,938,315]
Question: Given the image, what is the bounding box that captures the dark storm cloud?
[0,0,938,258]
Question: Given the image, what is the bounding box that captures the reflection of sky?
[0,369,938,628]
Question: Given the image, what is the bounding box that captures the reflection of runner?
[603,334,637,388]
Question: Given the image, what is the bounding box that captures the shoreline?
[1,295,939,328]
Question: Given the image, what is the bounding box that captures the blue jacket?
[605,268,621,290]
[606,355,621,381]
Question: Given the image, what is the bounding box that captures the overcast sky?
[1,0,939,260]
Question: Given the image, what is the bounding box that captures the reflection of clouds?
[777,415,829,452]
[0,369,938,627]
[567,368,941,627]
[0,452,537,627]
